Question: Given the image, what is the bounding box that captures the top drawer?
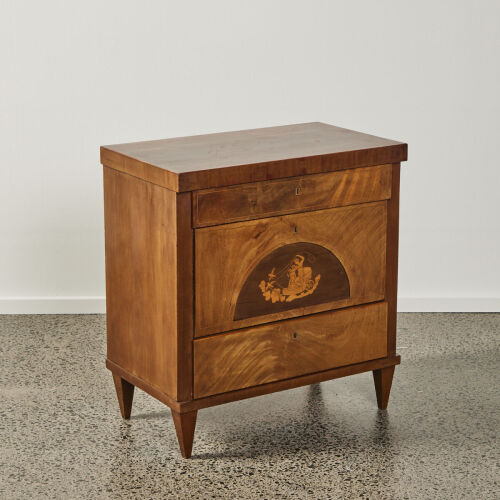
[193,164,392,227]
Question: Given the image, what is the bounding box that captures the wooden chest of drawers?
[101,122,407,458]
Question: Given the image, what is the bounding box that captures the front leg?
[171,409,198,458]
[372,365,395,410]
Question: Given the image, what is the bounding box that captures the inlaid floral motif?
[259,254,320,303]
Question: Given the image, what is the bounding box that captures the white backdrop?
[1,1,499,313]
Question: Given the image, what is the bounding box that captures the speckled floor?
[0,313,499,499]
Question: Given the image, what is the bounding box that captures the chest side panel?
[104,167,181,398]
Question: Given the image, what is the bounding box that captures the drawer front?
[193,164,392,227]
[194,302,388,398]
[195,201,387,336]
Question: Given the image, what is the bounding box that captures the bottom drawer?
[193,302,388,398]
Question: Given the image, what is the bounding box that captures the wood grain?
[386,163,400,356]
[103,167,193,401]
[175,192,194,401]
[193,164,392,227]
[193,302,388,398]
[101,122,407,192]
[195,201,387,336]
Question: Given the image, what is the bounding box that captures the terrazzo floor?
[0,313,499,499]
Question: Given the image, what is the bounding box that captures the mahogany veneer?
[101,122,407,458]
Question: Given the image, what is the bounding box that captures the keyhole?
[293,332,298,339]
[295,186,301,195]
[294,226,298,233]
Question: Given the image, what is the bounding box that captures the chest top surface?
[101,122,407,192]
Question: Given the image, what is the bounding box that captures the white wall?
[1,0,499,313]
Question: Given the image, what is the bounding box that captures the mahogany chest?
[101,122,407,458]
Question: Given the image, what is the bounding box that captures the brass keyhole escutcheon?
[295,186,301,195]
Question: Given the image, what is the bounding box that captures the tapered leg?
[373,366,395,410]
[171,409,198,458]
[112,374,135,419]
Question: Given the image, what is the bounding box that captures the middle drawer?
[195,201,387,337]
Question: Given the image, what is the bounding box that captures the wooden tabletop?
[101,122,407,192]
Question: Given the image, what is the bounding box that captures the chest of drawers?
[101,122,407,458]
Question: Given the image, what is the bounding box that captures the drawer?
[193,302,388,398]
[195,201,387,336]
[193,164,392,227]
